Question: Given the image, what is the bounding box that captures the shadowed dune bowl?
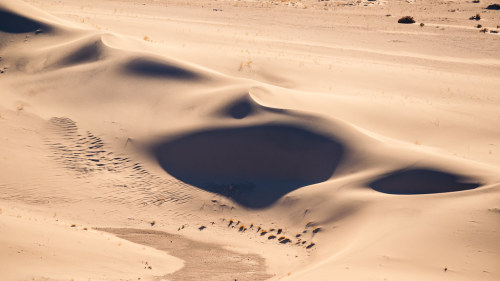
[369,168,481,194]
[153,125,344,208]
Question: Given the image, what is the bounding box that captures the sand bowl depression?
[153,124,344,208]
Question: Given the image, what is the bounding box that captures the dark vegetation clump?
[469,14,481,20]
[398,16,415,24]
[486,3,500,10]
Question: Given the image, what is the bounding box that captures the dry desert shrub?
[469,14,481,20]
[486,3,500,10]
[398,16,415,24]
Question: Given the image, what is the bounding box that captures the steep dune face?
[0,0,67,36]
[0,10,51,33]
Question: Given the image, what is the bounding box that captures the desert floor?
[1,0,499,280]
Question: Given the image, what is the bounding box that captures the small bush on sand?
[398,16,415,24]
[486,3,500,10]
[469,14,481,20]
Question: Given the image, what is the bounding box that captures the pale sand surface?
[1,0,500,280]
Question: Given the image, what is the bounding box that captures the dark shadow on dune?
[227,99,253,119]
[60,41,103,66]
[124,58,201,80]
[153,125,344,208]
[0,11,50,33]
[369,168,481,194]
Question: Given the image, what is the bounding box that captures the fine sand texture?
[1,0,500,280]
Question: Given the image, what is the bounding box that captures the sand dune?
[1,0,500,280]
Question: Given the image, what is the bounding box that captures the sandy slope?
[0,202,183,281]
[1,0,500,280]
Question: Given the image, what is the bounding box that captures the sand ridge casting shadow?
[152,124,344,208]
[0,10,51,33]
[58,40,104,67]
[124,58,202,80]
[369,168,481,194]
